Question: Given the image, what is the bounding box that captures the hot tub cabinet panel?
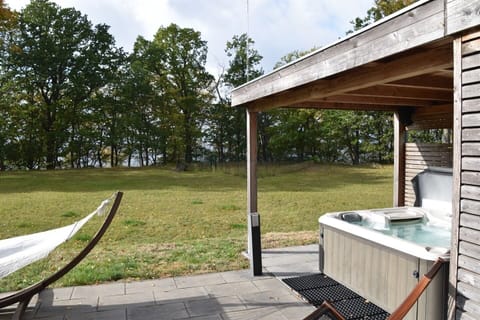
[320,224,448,320]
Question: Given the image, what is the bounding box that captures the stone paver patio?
[0,245,319,320]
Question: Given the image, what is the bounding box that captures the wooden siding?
[404,143,453,206]
[446,1,480,36]
[453,32,480,320]
[394,112,406,207]
[408,104,453,130]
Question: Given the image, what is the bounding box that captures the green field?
[0,163,392,292]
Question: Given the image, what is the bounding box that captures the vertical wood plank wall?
[394,113,406,207]
[453,32,480,320]
[404,143,453,206]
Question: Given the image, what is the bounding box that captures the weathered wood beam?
[291,101,399,112]
[412,103,452,115]
[447,1,480,36]
[246,46,452,112]
[302,99,447,111]
[448,35,463,320]
[315,94,435,107]
[348,85,453,101]
[387,74,453,91]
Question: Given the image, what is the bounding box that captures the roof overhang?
[231,0,480,117]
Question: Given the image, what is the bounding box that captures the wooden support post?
[393,112,406,207]
[247,109,262,276]
[448,36,462,320]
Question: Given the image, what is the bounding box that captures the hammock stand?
[0,191,123,320]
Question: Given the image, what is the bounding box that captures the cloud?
[7,0,375,75]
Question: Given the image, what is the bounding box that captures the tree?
[273,47,319,70]
[268,109,324,161]
[118,36,170,167]
[151,24,213,166]
[0,0,17,170]
[7,0,120,169]
[349,0,418,32]
[222,33,263,161]
[204,69,231,164]
[268,48,323,162]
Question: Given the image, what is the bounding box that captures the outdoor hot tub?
[319,167,452,320]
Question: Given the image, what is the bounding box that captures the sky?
[8,0,374,77]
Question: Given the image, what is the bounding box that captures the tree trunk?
[353,130,360,165]
[162,145,168,165]
[97,149,103,168]
[0,153,4,171]
[184,112,193,164]
[139,147,144,167]
[45,132,56,170]
[110,144,115,168]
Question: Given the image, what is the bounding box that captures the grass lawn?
[0,163,392,292]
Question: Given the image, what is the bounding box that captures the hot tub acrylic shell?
[319,209,449,320]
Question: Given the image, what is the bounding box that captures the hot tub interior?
[338,167,453,248]
[338,207,451,248]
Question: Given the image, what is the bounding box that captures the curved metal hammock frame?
[0,191,123,320]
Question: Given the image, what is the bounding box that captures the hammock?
[0,192,123,320]
[0,195,113,279]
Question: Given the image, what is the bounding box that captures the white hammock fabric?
[0,197,112,279]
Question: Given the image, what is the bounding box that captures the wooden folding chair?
[303,258,446,320]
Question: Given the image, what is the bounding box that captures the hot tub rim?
[319,208,451,262]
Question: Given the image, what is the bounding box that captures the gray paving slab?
[239,289,303,310]
[205,281,261,297]
[35,302,96,319]
[39,286,74,301]
[0,291,38,311]
[262,245,318,269]
[252,278,292,293]
[127,302,188,320]
[154,286,209,303]
[279,304,317,320]
[72,282,125,299]
[264,262,319,279]
[218,269,266,283]
[174,272,226,289]
[0,245,320,319]
[221,306,288,320]
[186,296,246,317]
[179,315,222,320]
[98,291,155,311]
[66,308,127,320]
[0,310,31,320]
[126,278,176,294]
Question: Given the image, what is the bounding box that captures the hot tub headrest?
[412,167,452,208]
[339,212,363,223]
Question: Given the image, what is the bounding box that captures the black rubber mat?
[283,273,339,290]
[332,297,389,320]
[283,273,390,320]
[301,285,360,305]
